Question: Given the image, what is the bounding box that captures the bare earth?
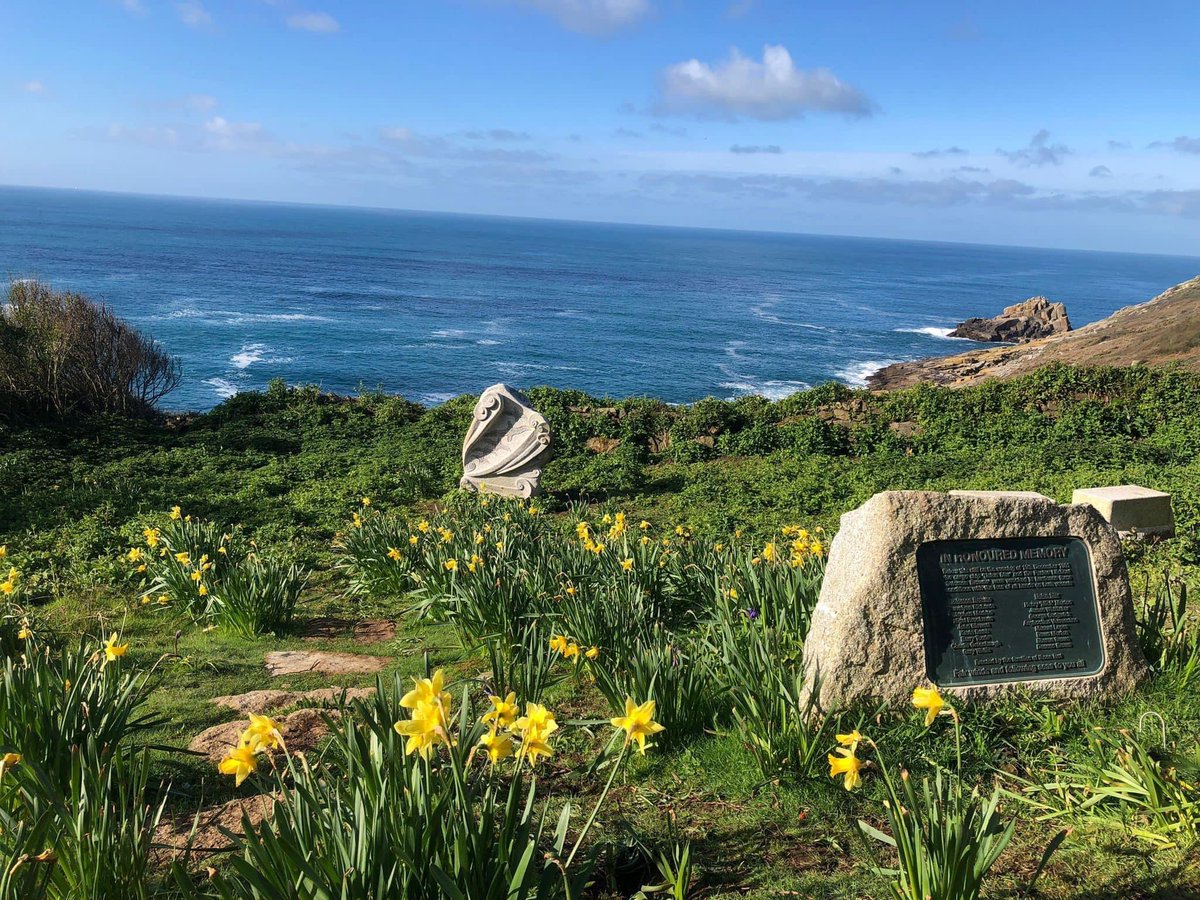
[868,275,1200,390]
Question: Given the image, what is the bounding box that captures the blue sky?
[2,0,1198,253]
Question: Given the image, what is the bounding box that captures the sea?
[2,185,1197,412]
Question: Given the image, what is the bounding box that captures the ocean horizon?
[3,184,1198,412]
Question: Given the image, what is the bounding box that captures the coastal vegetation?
[2,295,1199,895]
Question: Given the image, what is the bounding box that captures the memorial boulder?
[802,491,1147,710]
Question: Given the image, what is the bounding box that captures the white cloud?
[21,80,48,96]
[286,12,340,33]
[176,1,212,28]
[511,0,652,36]
[657,45,873,120]
[204,116,272,150]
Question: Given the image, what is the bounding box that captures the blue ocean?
[2,185,1197,411]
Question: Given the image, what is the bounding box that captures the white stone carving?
[460,384,551,499]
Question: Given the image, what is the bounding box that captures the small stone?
[1071,485,1175,538]
[264,650,389,677]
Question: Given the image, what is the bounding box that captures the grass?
[1,363,1200,897]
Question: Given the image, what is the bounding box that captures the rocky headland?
[950,296,1072,343]
[868,275,1200,390]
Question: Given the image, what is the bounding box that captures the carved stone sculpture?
[460,384,551,498]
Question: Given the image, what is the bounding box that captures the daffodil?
[170,505,182,520]
[549,634,569,655]
[219,745,259,786]
[514,703,558,742]
[102,632,128,667]
[409,535,419,546]
[444,558,458,571]
[175,551,191,565]
[639,520,651,530]
[0,545,5,558]
[387,547,403,561]
[620,558,634,571]
[762,542,778,563]
[520,734,554,767]
[479,729,515,765]
[198,584,208,596]
[611,697,665,754]
[394,697,452,758]
[127,547,144,562]
[0,752,20,776]
[836,729,864,750]
[400,670,451,710]
[417,520,430,533]
[828,747,862,790]
[585,646,600,660]
[912,685,946,727]
[0,581,14,596]
[241,713,284,752]
[482,691,519,729]
[563,642,581,661]
[361,497,371,506]
[17,623,32,640]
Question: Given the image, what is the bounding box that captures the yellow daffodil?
[912,686,946,727]
[836,729,864,750]
[520,734,554,767]
[528,504,539,516]
[565,584,577,596]
[576,522,591,541]
[514,703,558,742]
[762,542,778,563]
[191,570,202,582]
[586,646,600,660]
[361,497,371,506]
[549,634,569,655]
[479,729,514,765]
[127,547,143,562]
[400,670,451,710]
[175,551,191,565]
[241,713,284,752]
[482,691,519,729]
[444,558,458,571]
[620,558,634,571]
[728,588,738,599]
[639,520,651,530]
[409,535,419,545]
[198,584,208,596]
[611,697,665,754]
[143,527,160,546]
[417,520,430,533]
[387,547,403,561]
[394,697,452,758]
[0,752,20,776]
[17,623,31,640]
[102,632,128,666]
[0,546,5,558]
[170,505,182,520]
[563,642,581,661]
[828,746,862,790]
[218,745,259,786]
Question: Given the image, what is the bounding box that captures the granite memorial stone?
[802,491,1147,709]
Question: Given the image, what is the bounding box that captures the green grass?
[2,364,1200,897]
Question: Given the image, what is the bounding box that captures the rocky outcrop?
[950,296,1071,343]
[869,276,1200,390]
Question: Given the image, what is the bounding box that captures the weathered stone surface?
[951,297,1071,343]
[1071,485,1175,538]
[211,686,375,715]
[802,491,1147,710]
[155,795,277,856]
[460,383,551,498]
[949,490,1051,501]
[188,708,332,763]
[264,650,389,677]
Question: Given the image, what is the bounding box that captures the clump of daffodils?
[218,714,286,786]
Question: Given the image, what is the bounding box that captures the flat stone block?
[950,490,1052,501]
[1071,485,1175,537]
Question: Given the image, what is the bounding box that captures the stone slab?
[1071,485,1174,537]
[264,650,389,677]
[802,491,1147,710]
[949,490,1052,501]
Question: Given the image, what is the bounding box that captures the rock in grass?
[189,708,333,763]
[802,491,1148,710]
[263,650,389,677]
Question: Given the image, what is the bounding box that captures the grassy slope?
[3,364,1200,897]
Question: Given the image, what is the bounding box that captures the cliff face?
[868,275,1200,391]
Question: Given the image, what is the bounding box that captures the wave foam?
[204,377,239,399]
[895,326,966,339]
[835,360,898,387]
[720,379,811,401]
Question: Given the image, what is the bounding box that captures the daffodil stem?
[564,742,626,870]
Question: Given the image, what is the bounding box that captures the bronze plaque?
[916,537,1105,687]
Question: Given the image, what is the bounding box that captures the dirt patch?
[299,617,397,644]
[155,794,277,857]
[211,686,376,716]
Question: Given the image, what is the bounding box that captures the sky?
[2,0,1199,254]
